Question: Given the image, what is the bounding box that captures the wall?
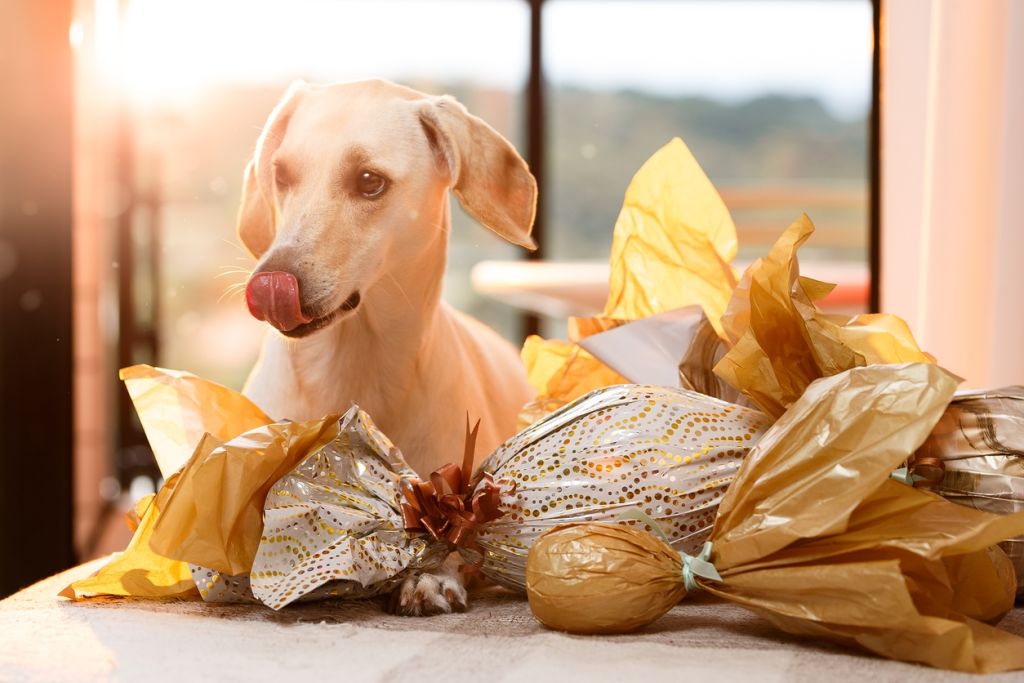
[882,0,1024,387]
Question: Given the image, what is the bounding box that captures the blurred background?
[1,0,878,596]
[82,0,872,384]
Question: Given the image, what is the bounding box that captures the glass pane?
[120,0,529,388]
[545,0,873,328]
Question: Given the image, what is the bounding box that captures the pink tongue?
[245,271,313,332]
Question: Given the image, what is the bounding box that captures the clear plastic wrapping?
[915,387,1024,598]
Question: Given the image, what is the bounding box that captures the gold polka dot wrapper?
[189,565,256,603]
[464,383,770,591]
[239,405,448,609]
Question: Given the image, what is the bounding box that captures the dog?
[236,79,536,615]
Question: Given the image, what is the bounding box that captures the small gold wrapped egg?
[526,523,687,634]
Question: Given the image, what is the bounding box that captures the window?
[544,0,873,335]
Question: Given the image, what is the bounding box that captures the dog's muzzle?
[245,271,313,332]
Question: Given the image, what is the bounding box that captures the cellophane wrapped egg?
[465,384,770,591]
[915,387,1024,599]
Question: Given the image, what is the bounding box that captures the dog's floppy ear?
[237,82,306,259]
[237,158,274,259]
[418,96,537,250]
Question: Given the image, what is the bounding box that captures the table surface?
[2,558,1022,683]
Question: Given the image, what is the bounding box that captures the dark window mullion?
[869,0,882,312]
[523,0,546,339]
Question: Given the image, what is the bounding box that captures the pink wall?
[882,0,1024,387]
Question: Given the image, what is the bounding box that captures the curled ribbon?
[400,416,512,550]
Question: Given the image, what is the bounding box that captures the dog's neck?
[281,201,451,416]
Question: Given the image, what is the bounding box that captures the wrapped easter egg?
[912,387,1024,599]
[457,384,770,591]
[524,364,1024,673]
[526,523,688,634]
[196,404,451,609]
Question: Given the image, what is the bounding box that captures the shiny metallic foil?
[916,387,1024,599]
[467,384,770,591]
[197,405,449,609]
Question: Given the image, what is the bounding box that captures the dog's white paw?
[387,561,468,616]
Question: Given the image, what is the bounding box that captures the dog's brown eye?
[356,170,387,198]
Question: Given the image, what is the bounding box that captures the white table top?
[2,558,1021,683]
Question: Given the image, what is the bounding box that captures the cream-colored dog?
[237,79,536,614]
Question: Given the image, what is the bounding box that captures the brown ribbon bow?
[400,417,511,549]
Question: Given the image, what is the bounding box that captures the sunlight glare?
[110,0,529,108]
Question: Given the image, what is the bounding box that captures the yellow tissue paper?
[714,215,931,417]
[60,474,197,600]
[63,365,310,598]
[604,137,738,331]
[520,138,739,424]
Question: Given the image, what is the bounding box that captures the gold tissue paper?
[519,140,932,427]
[59,474,197,600]
[527,522,687,634]
[61,366,338,599]
[603,137,738,331]
[61,365,275,600]
[712,214,932,417]
[150,415,341,577]
[527,363,1024,673]
[519,137,739,423]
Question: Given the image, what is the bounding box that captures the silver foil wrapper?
[190,565,255,603]
[916,387,1024,599]
[189,562,397,606]
[466,384,770,591]
[192,405,448,609]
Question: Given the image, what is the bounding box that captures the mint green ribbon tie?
[681,541,722,592]
[616,508,722,592]
[890,466,926,486]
